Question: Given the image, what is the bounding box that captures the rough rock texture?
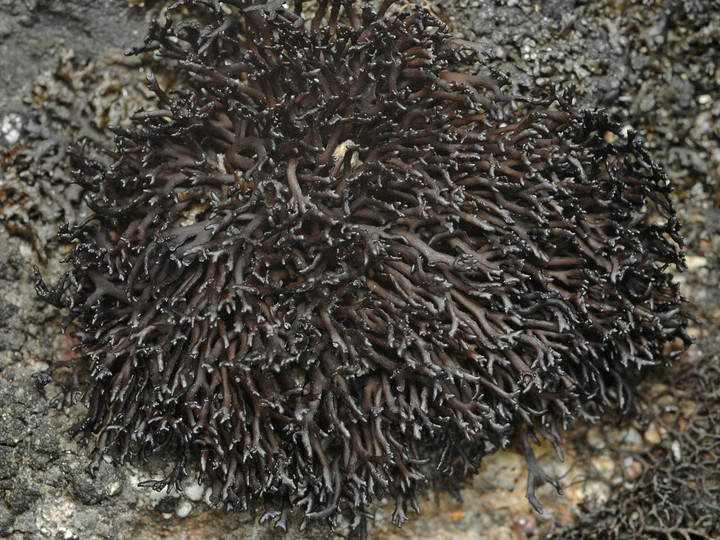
[0,0,146,111]
[0,0,718,539]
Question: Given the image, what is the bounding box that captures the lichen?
[36,0,690,536]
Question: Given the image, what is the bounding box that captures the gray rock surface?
[0,0,145,110]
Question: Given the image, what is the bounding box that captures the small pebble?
[176,501,193,518]
[0,112,25,146]
[184,483,205,502]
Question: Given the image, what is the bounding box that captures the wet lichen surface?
[0,1,719,539]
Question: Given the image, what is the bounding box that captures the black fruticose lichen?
[561,347,720,539]
[36,0,690,535]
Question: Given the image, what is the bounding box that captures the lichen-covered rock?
[36,0,690,536]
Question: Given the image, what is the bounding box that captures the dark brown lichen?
[559,344,719,540]
[0,50,159,261]
[35,0,690,534]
